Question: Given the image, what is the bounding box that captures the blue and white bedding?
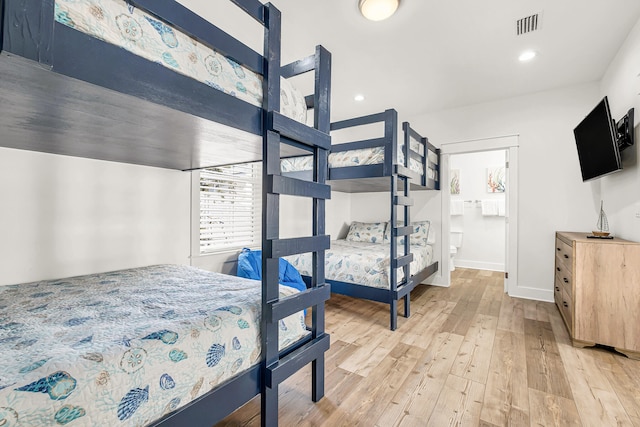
[0,265,307,426]
[54,0,307,123]
[285,240,434,290]
[280,143,439,179]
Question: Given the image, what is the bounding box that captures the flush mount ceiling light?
[354,94,365,101]
[359,0,400,21]
[519,50,537,62]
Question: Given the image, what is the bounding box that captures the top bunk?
[281,109,440,193]
[0,0,331,170]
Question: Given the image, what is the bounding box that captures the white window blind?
[199,162,262,254]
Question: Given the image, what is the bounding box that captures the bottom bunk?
[0,264,311,426]
[286,238,439,330]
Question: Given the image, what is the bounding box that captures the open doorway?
[440,135,519,295]
[449,150,507,271]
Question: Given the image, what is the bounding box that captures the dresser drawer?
[555,259,572,298]
[554,280,563,306]
[555,238,573,268]
[560,287,573,332]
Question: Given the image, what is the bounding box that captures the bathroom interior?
[449,149,507,273]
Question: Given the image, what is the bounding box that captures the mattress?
[54,0,307,123]
[281,144,439,179]
[0,265,307,426]
[285,240,434,290]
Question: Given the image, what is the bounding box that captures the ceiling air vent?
[516,13,541,35]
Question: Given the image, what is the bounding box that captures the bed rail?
[328,109,436,188]
[403,122,441,190]
[330,109,396,178]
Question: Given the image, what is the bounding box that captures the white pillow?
[384,220,432,246]
[345,221,386,244]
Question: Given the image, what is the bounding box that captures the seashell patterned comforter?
[0,264,307,426]
[285,240,434,290]
[281,143,439,179]
[53,0,308,124]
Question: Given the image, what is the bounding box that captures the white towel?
[481,200,499,216]
[450,200,464,216]
[497,199,506,217]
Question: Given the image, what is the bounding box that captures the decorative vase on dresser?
[554,231,640,359]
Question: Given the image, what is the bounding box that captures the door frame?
[439,135,519,295]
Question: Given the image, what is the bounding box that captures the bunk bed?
[284,109,440,330]
[0,0,331,426]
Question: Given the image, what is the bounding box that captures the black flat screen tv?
[573,96,622,181]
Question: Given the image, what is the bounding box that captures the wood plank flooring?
[218,268,640,426]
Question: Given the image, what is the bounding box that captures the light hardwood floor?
[219,268,640,426]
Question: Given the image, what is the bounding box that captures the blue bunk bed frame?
[0,1,331,425]
[312,109,440,331]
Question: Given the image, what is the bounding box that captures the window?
[199,162,261,254]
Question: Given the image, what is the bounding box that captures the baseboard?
[454,259,505,272]
[510,285,554,303]
[418,272,449,287]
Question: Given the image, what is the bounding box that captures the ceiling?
[180,0,640,121]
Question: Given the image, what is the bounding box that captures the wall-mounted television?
[573,96,634,182]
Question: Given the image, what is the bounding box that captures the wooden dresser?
[555,231,640,359]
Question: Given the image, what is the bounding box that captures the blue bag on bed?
[236,248,307,293]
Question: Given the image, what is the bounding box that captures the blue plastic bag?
[236,248,307,293]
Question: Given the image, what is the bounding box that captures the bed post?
[311,44,331,402]
[401,122,412,318]
[262,3,282,426]
[387,109,399,330]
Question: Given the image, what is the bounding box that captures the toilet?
[450,230,463,271]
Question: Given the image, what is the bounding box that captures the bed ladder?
[388,117,419,331]
[261,7,332,424]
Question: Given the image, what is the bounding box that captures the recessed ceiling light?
[519,50,537,62]
[354,94,365,102]
[358,0,400,22]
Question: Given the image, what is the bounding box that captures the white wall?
[599,17,640,242]
[450,150,506,271]
[0,148,191,286]
[406,82,602,301]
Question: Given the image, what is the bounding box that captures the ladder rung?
[392,254,414,269]
[394,225,412,237]
[268,175,331,199]
[270,111,331,150]
[266,334,330,387]
[395,165,421,181]
[394,196,413,206]
[269,284,330,322]
[271,235,330,258]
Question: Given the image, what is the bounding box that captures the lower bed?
[286,239,433,289]
[0,264,307,426]
[286,240,437,330]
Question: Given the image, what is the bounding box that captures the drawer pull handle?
[563,278,569,283]
[564,254,569,259]
[556,267,560,272]
[557,247,561,251]
[563,301,568,308]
